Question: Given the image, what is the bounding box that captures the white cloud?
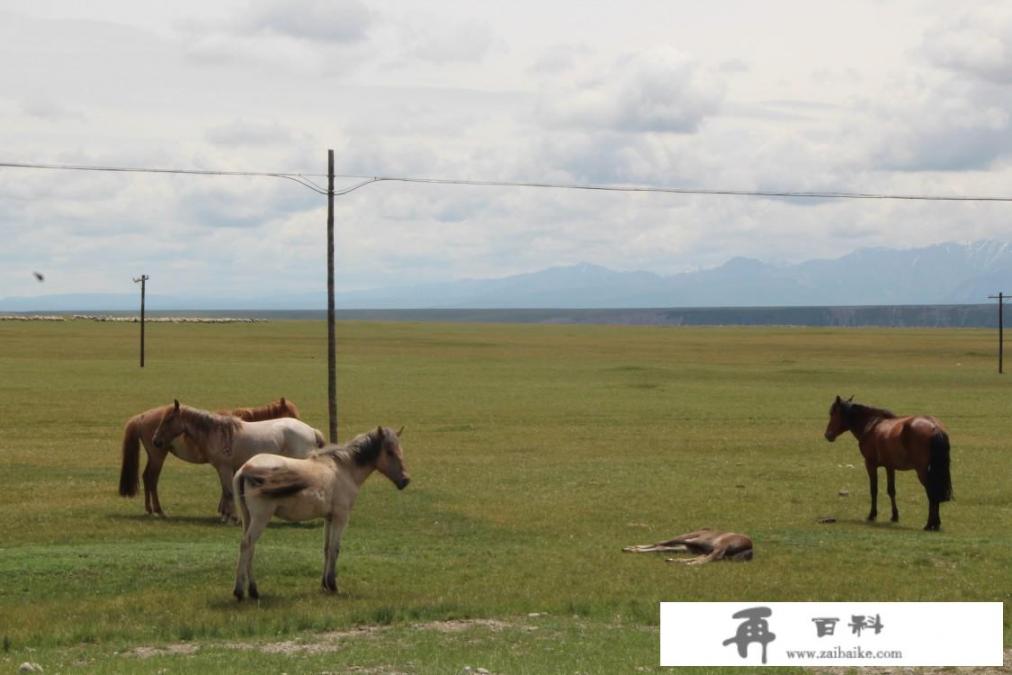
[240,0,372,44]
[20,96,85,122]
[5,1,1012,302]
[205,119,295,147]
[922,3,1012,84]
[405,20,502,64]
[537,48,724,134]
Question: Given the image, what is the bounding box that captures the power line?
[3,159,1012,203]
[363,176,1012,202]
[0,160,332,195]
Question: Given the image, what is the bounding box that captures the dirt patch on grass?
[126,626,386,659]
[414,619,514,633]
[124,620,533,661]
[223,626,386,655]
[127,643,200,659]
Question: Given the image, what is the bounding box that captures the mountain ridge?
[4,240,1012,310]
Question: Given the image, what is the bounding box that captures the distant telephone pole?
[134,274,149,367]
[988,292,1005,374]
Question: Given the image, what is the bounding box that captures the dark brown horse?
[119,398,301,519]
[824,395,952,531]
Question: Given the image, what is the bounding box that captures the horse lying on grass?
[119,398,301,519]
[232,426,410,601]
[824,395,952,531]
[623,529,753,565]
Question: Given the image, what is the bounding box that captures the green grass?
[0,319,1009,673]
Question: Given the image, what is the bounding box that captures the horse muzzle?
[824,431,836,442]
[153,438,165,449]
[396,476,410,490]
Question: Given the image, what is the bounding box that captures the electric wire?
[2,160,1012,203]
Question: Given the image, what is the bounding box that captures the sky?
[3,0,1012,299]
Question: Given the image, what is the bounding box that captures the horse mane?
[840,400,896,433]
[317,428,384,467]
[181,406,242,446]
[224,398,299,422]
[846,401,896,420]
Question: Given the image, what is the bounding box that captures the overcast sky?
[3,0,1012,298]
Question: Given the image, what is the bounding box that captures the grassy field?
[0,319,1009,673]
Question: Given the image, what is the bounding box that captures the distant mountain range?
[4,240,1012,311]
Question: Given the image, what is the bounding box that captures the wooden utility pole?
[989,292,1006,374]
[327,150,337,442]
[133,274,149,367]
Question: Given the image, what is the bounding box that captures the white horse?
[151,399,326,521]
[232,426,410,601]
[119,397,301,518]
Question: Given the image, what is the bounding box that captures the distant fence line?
[0,314,261,323]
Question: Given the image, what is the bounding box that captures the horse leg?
[142,448,167,517]
[672,549,721,566]
[234,503,272,601]
[914,467,940,531]
[321,514,348,593]
[864,460,879,522]
[213,464,237,523]
[886,468,899,522]
[927,499,941,531]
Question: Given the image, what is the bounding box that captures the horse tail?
[234,469,251,532]
[927,431,953,503]
[240,464,309,498]
[119,417,142,497]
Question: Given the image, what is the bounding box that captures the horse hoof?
[248,583,259,600]
[233,587,244,602]
[890,515,899,523]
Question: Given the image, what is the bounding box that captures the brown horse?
[232,426,409,601]
[623,529,754,564]
[119,397,301,519]
[824,395,952,531]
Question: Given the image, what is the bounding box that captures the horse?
[623,529,754,564]
[119,398,302,519]
[232,426,409,601]
[824,395,952,531]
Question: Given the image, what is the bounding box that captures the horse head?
[279,397,301,419]
[824,395,853,442]
[374,425,410,490]
[152,399,186,450]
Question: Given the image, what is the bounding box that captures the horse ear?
[376,425,384,439]
[396,426,404,437]
[847,395,854,402]
[835,395,841,403]
[174,399,180,410]
[280,397,286,405]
